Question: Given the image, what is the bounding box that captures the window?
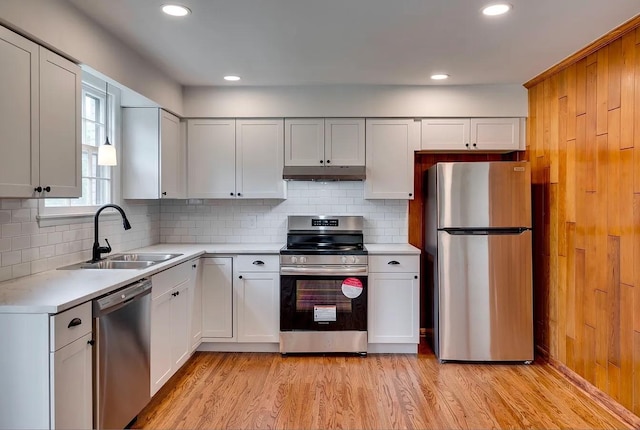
[39,77,118,221]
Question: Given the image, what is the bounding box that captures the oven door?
[280,269,367,332]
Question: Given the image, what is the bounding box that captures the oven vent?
[282,165,366,181]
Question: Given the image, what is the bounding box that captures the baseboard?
[535,344,549,362]
[547,357,640,429]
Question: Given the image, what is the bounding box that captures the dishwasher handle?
[93,278,152,316]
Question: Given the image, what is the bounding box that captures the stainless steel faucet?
[92,204,132,262]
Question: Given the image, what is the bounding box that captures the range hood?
[282,165,366,181]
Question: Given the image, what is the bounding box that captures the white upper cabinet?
[285,118,365,166]
[364,119,419,200]
[187,119,286,199]
[421,118,521,152]
[122,108,185,199]
[0,26,81,198]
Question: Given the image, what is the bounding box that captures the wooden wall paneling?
[619,149,634,285]
[584,325,596,385]
[583,192,598,327]
[574,114,587,250]
[607,109,622,238]
[529,84,538,157]
[620,283,634,410]
[549,75,560,183]
[536,83,546,159]
[634,331,640,415]
[549,183,559,358]
[609,363,621,403]
[596,46,610,136]
[566,64,578,141]
[593,134,609,291]
[565,139,576,223]
[576,59,587,116]
[565,223,576,340]
[558,254,568,363]
[585,63,598,193]
[574,248,586,377]
[635,43,640,193]
[595,289,609,386]
[607,236,621,368]
[620,33,635,149]
[635,195,640,333]
[608,38,623,110]
[558,67,568,98]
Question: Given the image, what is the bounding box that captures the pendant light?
[97,81,117,166]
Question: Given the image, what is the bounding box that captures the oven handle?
[280,266,368,276]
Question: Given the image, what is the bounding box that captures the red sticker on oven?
[341,277,363,299]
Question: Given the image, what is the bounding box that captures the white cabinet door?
[201,258,233,339]
[0,26,39,197]
[368,272,419,344]
[325,118,365,166]
[122,108,160,199]
[50,333,93,430]
[187,119,236,198]
[160,110,184,198]
[470,118,520,151]
[421,118,470,151]
[236,272,279,343]
[284,118,324,166]
[171,280,191,370]
[38,47,81,198]
[236,119,286,199]
[150,290,173,396]
[364,119,419,200]
[189,259,202,352]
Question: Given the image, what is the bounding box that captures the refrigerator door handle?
[442,227,530,235]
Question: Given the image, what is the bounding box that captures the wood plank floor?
[134,346,630,429]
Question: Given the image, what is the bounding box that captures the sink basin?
[108,253,183,262]
[59,260,156,270]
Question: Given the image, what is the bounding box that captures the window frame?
[37,73,121,226]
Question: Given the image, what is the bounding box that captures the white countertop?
[0,242,418,314]
[365,244,421,254]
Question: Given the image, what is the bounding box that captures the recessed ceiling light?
[224,75,241,81]
[430,74,449,80]
[162,4,191,17]
[482,3,512,16]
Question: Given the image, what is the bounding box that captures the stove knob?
[300,256,307,264]
[341,256,348,264]
[350,256,357,264]
[290,256,298,264]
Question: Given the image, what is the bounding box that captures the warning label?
[341,277,363,299]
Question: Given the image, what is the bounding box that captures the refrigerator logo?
[514,167,525,172]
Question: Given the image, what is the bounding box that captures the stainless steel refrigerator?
[426,161,533,362]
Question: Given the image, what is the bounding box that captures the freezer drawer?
[437,230,533,361]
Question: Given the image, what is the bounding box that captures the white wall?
[0,0,183,115]
[0,199,159,282]
[160,182,407,244]
[184,84,527,118]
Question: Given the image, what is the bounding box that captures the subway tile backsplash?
[0,182,407,282]
[0,199,160,282]
[160,182,408,245]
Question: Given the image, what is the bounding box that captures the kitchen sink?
[57,253,183,270]
[108,253,183,262]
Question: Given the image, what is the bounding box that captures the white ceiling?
[68,0,639,87]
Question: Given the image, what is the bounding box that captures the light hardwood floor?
[134,346,630,429]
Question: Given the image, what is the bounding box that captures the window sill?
[37,212,120,228]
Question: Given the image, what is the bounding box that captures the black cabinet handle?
[326,160,331,164]
[238,275,243,279]
[465,143,470,148]
[230,192,234,196]
[414,275,418,279]
[192,264,197,268]
[472,143,477,148]
[320,160,324,164]
[34,186,42,193]
[68,317,82,328]
[162,191,167,196]
[408,193,413,197]
[237,192,242,197]
[388,261,400,265]
[88,339,95,346]
[43,186,51,192]
[252,260,265,265]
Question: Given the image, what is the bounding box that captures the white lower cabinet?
[50,332,93,429]
[201,257,233,340]
[189,259,203,352]
[150,258,198,396]
[200,255,280,345]
[368,255,420,344]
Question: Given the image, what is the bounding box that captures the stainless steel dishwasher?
[93,278,152,430]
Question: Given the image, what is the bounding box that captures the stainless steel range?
[280,215,368,355]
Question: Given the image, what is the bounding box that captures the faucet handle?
[103,238,112,254]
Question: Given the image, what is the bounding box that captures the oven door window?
[281,275,367,331]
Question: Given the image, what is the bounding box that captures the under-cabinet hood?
[282,165,366,181]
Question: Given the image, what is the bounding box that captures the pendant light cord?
[105,81,110,145]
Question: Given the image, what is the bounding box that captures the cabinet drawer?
[50,301,92,352]
[369,255,419,273]
[235,255,279,272]
[152,259,193,298]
